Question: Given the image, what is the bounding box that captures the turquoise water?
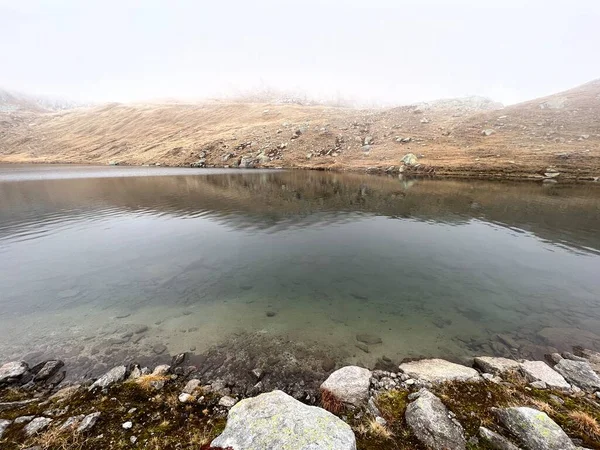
[1,165,599,378]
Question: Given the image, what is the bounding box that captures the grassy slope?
[1,80,599,180]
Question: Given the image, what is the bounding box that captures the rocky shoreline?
[2,347,600,449]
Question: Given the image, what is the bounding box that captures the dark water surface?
[1,165,599,379]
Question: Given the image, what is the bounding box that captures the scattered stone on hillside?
[0,399,37,412]
[400,153,418,166]
[0,361,28,384]
[0,419,11,439]
[211,390,356,450]
[77,412,101,433]
[493,406,577,450]
[178,393,194,403]
[14,415,34,424]
[320,366,371,406]
[519,361,570,389]
[539,97,567,109]
[219,396,238,408]
[478,426,520,450]
[33,360,64,382]
[59,414,85,431]
[554,359,600,392]
[482,129,496,136]
[356,333,382,345]
[364,136,373,145]
[24,417,53,436]
[474,356,520,375]
[89,365,127,391]
[420,117,430,124]
[122,421,133,430]
[399,358,480,383]
[405,388,466,450]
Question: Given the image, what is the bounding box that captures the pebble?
[178,393,194,403]
[218,396,238,408]
[122,421,133,430]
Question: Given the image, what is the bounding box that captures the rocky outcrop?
[474,357,520,375]
[553,359,600,393]
[23,417,53,436]
[0,361,28,384]
[405,388,466,450]
[210,390,356,450]
[519,361,570,389]
[399,359,480,383]
[493,406,577,450]
[320,366,371,406]
[89,365,127,391]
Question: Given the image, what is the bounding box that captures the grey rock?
[211,390,356,450]
[364,136,373,145]
[77,412,101,432]
[128,366,142,380]
[519,361,570,389]
[367,397,381,417]
[219,396,238,408]
[178,393,194,403]
[474,356,520,375]
[320,365,371,406]
[530,381,547,389]
[152,344,167,355]
[0,361,28,383]
[399,358,480,383]
[0,419,11,439]
[152,365,170,376]
[14,415,34,424]
[355,342,369,353]
[401,153,418,166]
[33,360,64,382]
[405,389,466,450]
[493,406,576,449]
[554,359,600,393]
[356,333,382,345]
[59,415,85,430]
[239,156,256,168]
[561,352,587,362]
[24,417,53,436]
[89,365,127,391]
[183,379,201,394]
[0,399,37,412]
[122,421,133,429]
[478,426,520,450]
[482,129,496,136]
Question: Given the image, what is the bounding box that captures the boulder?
[33,360,64,382]
[519,361,570,389]
[77,412,101,433]
[211,390,356,450]
[474,357,520,375]
[89,365,127,391]
[0,361,28,384]
[0,419,11,439]
[478,426,519,450]
[320,366,371,406]
[401,153,418,166]
[152,365,170,376]
[59,415,85,431]
[399,359,480,383]
[405,389,466,450]
[553,359,600,393]
[24,417,53,436]
[493,407,576,450]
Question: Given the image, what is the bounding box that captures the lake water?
[1,165,600,384]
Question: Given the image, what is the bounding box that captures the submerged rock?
[405,388,466,450]
[554,359,600,392]
[356,333,382,345]
[474,356,520,375]
[478,426,519,450]
[519,361,570,390]
[320,366,371,406]
[89,365,127,391]
[399,358,480,383]
[211,390,356,450]
[493,406,576,450]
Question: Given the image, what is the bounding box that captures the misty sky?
[1,0,599,106]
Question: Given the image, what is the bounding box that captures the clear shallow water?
[1,165,600,379]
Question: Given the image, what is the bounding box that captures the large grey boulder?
[474,357,520,375]
[0,419,11,439]
[0,361,28,384]
[493,407,576,450]
[554,359,600,393]
[478,426,520,450]
[24,417,53,436]
[320,366,371,406]
[211,390,356,450]
[405,389,466,450]
[77,412,101,433]
[89,366,127,391]
[519,361,570,389]
[399,359,480,383]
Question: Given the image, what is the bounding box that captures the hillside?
[1,81,599,180]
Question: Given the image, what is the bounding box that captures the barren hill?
[1,80,599,180]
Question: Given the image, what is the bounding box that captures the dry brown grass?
[568,411,600,439]
[134,374,169,391]
[367,417,394,440]
[528,399,555,415]
[29,426,85,450]
[320,388,343,414]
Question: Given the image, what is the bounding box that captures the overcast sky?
[1,0,599,106]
